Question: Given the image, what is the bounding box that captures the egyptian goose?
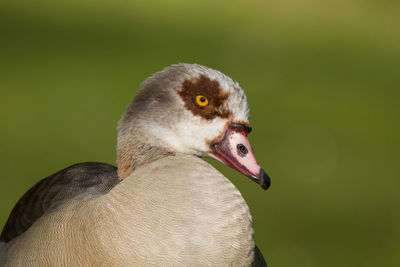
[0,63,270,266]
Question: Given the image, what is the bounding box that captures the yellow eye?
[195,95,209,107]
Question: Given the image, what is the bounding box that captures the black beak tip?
[259,168,271,190]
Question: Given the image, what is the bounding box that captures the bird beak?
[210,123,271,190]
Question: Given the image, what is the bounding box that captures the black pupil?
[200,97,206,102]
[237,144,248,156]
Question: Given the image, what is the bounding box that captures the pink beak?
[210,123,271,190]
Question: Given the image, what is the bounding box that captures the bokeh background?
[1,0,399,266]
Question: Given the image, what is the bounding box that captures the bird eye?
[195,95,209,107]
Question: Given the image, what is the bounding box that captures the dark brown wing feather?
[252,245,268,267]
[0,162,120,242]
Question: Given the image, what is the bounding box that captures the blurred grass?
[0,0,399,266]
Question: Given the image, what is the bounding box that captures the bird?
[0,63,270,266]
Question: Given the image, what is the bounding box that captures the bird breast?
[94,154,256,266]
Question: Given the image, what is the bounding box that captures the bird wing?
[0,162,120,242]
[252,245,268,267]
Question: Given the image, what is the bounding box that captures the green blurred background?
[1,0,399,266]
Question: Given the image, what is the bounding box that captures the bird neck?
[117,134,173,179]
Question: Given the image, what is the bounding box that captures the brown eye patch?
[178,75,232,120]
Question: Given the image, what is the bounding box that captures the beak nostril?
[236,144,248,157]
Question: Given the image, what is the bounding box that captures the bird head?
[117,63,270,190]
